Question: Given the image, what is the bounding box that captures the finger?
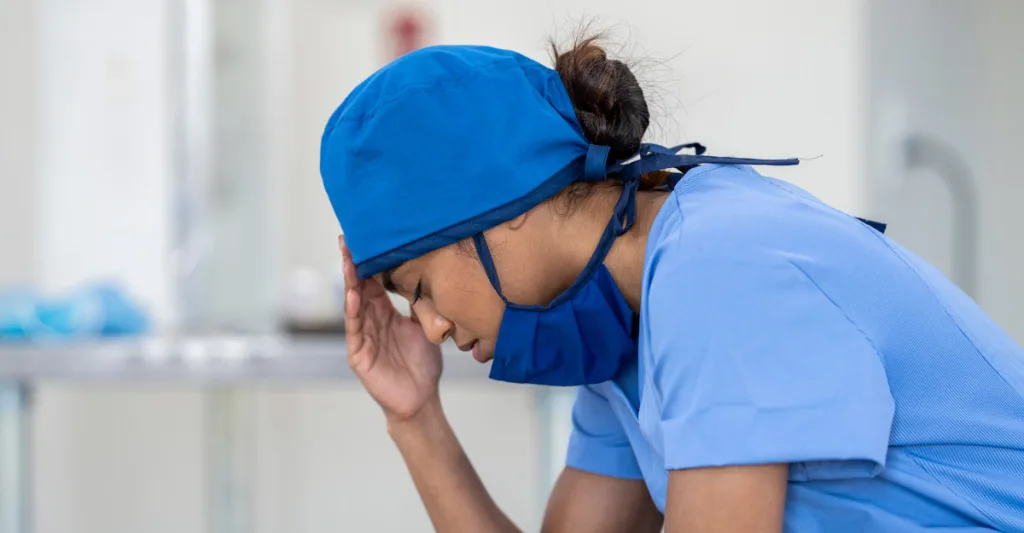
[339,237,361,291]
[349,340,374,375]
[338,234,349,269]
[345,288,365,354]
[345,256,360,292]
[361,274,389,300]
[338,235,351,271]
[348,333,376,375]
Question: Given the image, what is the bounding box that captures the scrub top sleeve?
[565,385,644,480]
[647,244,895,475]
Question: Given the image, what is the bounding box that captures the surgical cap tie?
[580,142,797,236]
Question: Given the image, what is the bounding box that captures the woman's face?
[378,241,503,362]
[375,217,579,363]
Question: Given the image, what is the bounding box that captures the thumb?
[349,346,373,376]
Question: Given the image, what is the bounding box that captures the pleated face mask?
[320,46,799,386]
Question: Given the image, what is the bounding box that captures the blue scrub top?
[566,164,1024,532]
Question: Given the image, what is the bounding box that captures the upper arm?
[564,385,643,480]
[648,243,895,473]
[665,465,788,533]
[542,386,662,533]
[647,243,896,529]
[542,467,663,533]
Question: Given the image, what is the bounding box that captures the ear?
[504,211,529,231]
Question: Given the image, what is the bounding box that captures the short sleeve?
[647,244,895,476]
[565,385,644,479]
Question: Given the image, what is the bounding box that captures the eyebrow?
[381,267,399,294]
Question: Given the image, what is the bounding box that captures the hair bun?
[553,37,650,161]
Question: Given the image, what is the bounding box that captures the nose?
[414,302,454,346]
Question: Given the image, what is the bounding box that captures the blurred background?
[0,0,1021,532]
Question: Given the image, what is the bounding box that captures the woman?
[320,37,1024,532]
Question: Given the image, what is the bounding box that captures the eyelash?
[411,281,423,305]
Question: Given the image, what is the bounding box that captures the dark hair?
[551,35,670,192]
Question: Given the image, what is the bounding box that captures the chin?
[473,342,495,363]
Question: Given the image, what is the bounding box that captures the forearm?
[388,398,520,533]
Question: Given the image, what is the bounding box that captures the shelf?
[0,335,489,383]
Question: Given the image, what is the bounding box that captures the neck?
[603,190,669,312]
[540,185,669,311]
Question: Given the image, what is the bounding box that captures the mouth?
[458,340,487,363]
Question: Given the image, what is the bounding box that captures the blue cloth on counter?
[568,164,1024,532]
[0,282,149,340]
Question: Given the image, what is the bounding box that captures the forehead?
[378,255,425,292]
[378,244,465,290]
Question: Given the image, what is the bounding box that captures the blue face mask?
[477,143,802,386]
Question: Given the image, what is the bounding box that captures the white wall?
[0,0,36,285]
[436,0,869,211]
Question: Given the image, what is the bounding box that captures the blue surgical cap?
[320,45,591,278]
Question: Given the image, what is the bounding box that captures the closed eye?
[412,281,423,305]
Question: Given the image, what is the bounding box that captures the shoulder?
[644,164,885,301]
[644,170,800,293]
[642,196,867,353]
[641,171,893,411]
[650,165,786,252]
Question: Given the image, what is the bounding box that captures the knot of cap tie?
[585,143,702,184]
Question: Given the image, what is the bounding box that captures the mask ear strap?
[614,158,642,235]
[472,233,508,303]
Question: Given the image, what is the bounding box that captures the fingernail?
[345,289,354,314]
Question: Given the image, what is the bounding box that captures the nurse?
[320,38,1024,532]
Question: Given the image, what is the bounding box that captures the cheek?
[432,257,505,336]
[483,234,559,306]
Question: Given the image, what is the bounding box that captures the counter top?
[0,335,488,383]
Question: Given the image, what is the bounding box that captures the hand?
[339,236,443,423]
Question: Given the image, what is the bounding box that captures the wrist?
[387,395,446,441]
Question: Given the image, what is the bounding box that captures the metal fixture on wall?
[0,385,31,533]
[168,0,214,333]
[903,134,980,298]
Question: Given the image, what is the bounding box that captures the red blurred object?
[387,8,430,60]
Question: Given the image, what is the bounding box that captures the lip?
[472,342,488,363]
[456,340,489,363]
[458,340,487,363]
